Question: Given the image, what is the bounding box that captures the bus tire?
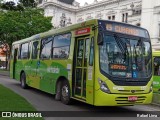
[55,81,62,101]
[20,72,28,89]
[61,80,71,105]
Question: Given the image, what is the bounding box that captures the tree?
[0,1,53,69]
[0,8,52,47]
[19,0,37,8]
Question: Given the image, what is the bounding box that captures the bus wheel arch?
[20,71,28,89]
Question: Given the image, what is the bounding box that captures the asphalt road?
[0,75,160,120]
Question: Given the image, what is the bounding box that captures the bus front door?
[73,37,90,99]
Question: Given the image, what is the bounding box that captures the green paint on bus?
[10,19,153,106]
[153,51,160,93]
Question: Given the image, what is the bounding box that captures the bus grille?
[118,90,145,93]
[112,81,148,86]
[115,96,146,105]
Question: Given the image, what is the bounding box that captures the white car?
[0,66,6,69]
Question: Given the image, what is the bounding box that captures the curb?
[151,103,160,107]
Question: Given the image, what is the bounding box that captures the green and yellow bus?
[10,19,153,106]
[153,51,160,93]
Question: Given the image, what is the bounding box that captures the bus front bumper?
[94,90,153,106]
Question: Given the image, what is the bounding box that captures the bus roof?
[153,51,160,57]
[12,19,149,45]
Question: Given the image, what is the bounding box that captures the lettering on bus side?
[113,86,124,90]
[141,86,147,90]
[47,67,60,74]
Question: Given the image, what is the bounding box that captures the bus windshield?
[100,34,152,79]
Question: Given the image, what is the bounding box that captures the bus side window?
[89,37,94,66]
[40,37,53,59]
[154,57,160,76]
[28,42,31,59]
[52,33,71,59]
[20,42,29,59]
[32,41,39,59]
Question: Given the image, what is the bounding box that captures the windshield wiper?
[114,34,125,54]
[114,34,130,63]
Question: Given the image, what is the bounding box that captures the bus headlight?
[98,78,110,93]
[149,83,153,93]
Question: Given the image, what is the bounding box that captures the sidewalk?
[0,71,160,107]
[0,70,10,76]
[152,93,160,106]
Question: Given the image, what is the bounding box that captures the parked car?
[0,66,6,69]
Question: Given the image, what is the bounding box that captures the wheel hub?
[62,85,68,98]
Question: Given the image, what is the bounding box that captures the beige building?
[37,0,160,50]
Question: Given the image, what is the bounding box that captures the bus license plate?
[128,96,138,102]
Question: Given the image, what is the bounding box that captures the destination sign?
[98,20,149,38]
[75,27,90,35]
[110,64,127,70]
[106,24,139,36]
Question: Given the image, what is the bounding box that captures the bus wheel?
[20,72,28,89]
[55,81,62,101]
[61,80,71,104]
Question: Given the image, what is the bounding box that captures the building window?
[108,15,115,21]
[52,33,71,59]
[132,9,141,15]
[108,16,111,20]
[122,13,128,23]
[112,15,115,20]
[125,13,128,23]
[122,14,125,22]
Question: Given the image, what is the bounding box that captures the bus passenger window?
[52,33,71,59]
[40,38,52,59]
[32,41,39,59]
[20,42,29,59]
[154,57,160,76]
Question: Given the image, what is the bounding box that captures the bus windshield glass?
[100,34,152,78]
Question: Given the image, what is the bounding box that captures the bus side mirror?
[97,33,103,45]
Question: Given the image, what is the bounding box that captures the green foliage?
[1,1,24,11]
[0,8,52,47]
[0,1,52,69]
[19,0,37,8]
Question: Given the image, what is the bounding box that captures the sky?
[76,0,103,6]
